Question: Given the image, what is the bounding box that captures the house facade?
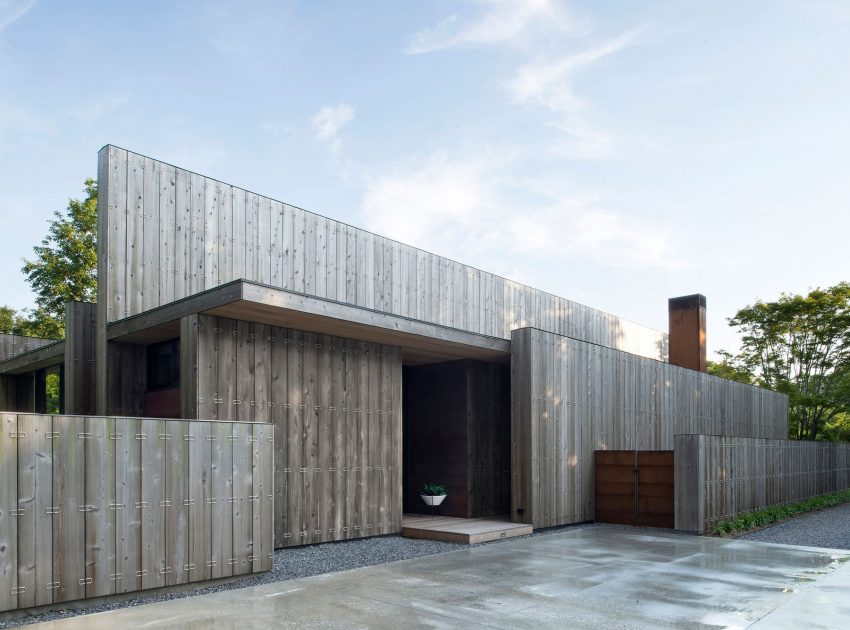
[1,146,792,550]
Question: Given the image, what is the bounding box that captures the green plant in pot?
[421,483,447,506]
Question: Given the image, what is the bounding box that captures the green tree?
[0,306,15,334]
[18,179,98,339]
[707,350,753,385]
[723,283,850,441]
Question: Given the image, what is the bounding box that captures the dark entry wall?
[403,360,510,518]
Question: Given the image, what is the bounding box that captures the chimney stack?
[668,294,706,372]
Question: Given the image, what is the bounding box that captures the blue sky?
[1,0,848,356]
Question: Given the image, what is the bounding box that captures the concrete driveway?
[28,526,850,629]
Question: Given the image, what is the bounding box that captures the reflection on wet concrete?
[28,525,850,629]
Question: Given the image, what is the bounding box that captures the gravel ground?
[0,522,593,628]
[738,501,850,549]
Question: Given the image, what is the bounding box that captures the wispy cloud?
[504,29,641,158]
[360,151,670,274]
[406,0,579,54]
[407,1,643,159]
[311,103,354,155]
[0,0,36,32]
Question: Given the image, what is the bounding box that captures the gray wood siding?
[97,146,667,361]
[675,434,850,533]
[188,314,402,548]
[0,413,273,614]
[105,342,146,417]
[511,328,789,529]
[0,334,54,363]
[64,301,96,415]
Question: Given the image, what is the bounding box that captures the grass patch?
[713,488,850,536]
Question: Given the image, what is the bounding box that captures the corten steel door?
[594,450,674,528]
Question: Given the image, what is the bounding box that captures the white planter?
[421,494,446,506]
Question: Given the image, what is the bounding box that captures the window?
[147,338,180,391]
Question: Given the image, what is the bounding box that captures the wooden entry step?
[401,514,533,544]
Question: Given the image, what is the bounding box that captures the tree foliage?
[11,179,98,339]
[722,283,850,441]
[707,351,753,385]
[0,306,15,334]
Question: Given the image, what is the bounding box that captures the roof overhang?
[0,340,65,375]
[108,280,510,365]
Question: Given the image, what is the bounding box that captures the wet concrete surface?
[27,525,850,629]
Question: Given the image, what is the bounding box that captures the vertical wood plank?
[54,415,86,603]
[158,163,176,306]
[231,422,253,575]
[142,157,160,312]
[0,414,18,612]
[85,415,114,598]
[188,421,211,582]
[252,423,273,572]
[210,421,232,579]
[114,418,141,595]
[17,414,53,607]
[236,320,254,422]
[165,420,189,586]
[140,418,165,589]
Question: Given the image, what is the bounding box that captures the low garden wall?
[0,413,273,613]
[675,434,850,533]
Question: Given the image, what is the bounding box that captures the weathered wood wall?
[105,341,146,417]
[674,434,850,533]
[0,334,54,362]
[96,146,667,364]
[0,413,273,614]
[0,373,38,413]
[183,314,402,548]
[64,301,96,415]
[403,360,510,519]
[510,328,789,529]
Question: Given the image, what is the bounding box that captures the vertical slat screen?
[0,414,273,614]
[675,435,850,533]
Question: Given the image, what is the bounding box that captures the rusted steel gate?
[594,450,674,528]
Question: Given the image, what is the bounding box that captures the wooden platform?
[401,514,533,544]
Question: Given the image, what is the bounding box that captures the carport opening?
[401,359,511,520]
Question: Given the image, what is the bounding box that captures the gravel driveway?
[739,501,850,549]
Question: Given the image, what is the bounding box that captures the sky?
[0,0,848,356]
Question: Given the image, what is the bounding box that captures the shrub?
[712,488,850,535]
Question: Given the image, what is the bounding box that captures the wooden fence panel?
[675,435,850,533]
[0,414,274,614]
